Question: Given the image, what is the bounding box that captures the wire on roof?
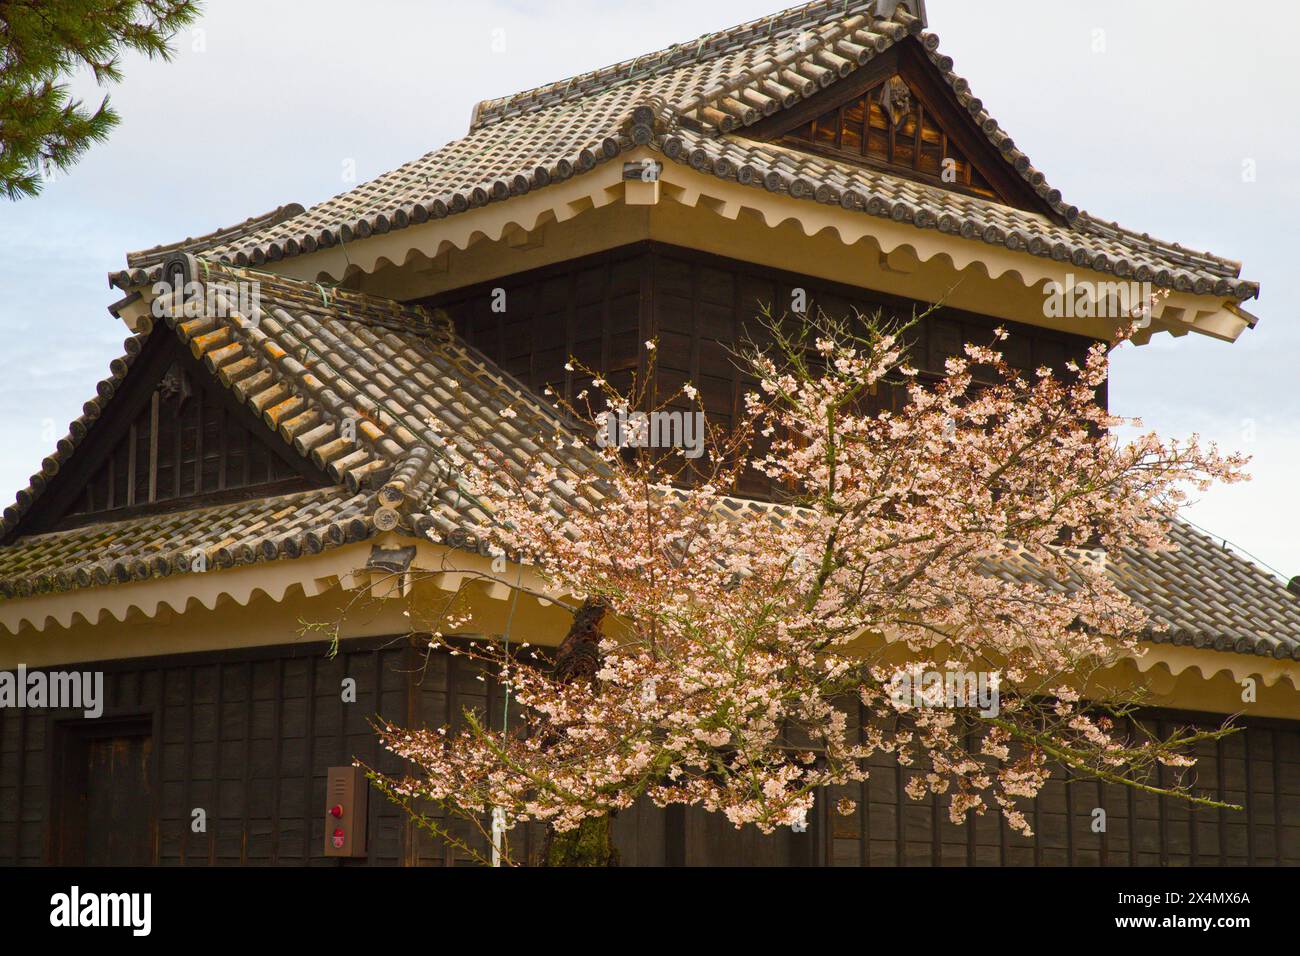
[1180,515,1290,585]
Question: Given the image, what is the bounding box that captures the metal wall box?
[323,766,367,858]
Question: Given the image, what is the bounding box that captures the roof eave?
[189,147,1256,348]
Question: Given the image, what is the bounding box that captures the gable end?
[740,39,1057,216]
[7,328,333,539]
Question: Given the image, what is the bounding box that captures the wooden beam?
[148,391,160,504]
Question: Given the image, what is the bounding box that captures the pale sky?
[1,0,1296,580]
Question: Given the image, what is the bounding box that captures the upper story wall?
[426,241,1103,497]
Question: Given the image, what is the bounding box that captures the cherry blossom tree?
[364,307,1247,866]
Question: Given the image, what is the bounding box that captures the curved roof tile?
[159,0,1256,303]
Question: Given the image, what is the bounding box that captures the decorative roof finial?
[874,0,928,28]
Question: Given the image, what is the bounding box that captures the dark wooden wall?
[430,243,1103,497]
[2,638,1297,866]
[0,638,538,866]
[626,709,1300,868]
[432,244,1102,412]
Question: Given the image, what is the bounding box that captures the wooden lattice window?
[786,74,995,198]
[740,39,1056,215]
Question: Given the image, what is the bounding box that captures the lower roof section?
[1,533,1297,722]
[0,256,1293,675]
[0,486,372,598]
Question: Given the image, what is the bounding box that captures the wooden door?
[52,719,156,865]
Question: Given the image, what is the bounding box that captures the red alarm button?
[330,804,344,818]
[332,827,345,849]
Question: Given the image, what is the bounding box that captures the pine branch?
[0,0,202,198]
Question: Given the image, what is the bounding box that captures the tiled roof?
[1114,522,1300,661]
[117,0,1257,303]
[984,520,1300,662]
[0,255,582,598]
[715,494,1300,663]
[0,487,371,596]
[125,204,305,270]
[660,131,1255,300]
[1,256,1293,659]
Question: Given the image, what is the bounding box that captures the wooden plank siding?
[1,638,1297,866]
[430,243,1101,411]
[429,242,1103,499]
